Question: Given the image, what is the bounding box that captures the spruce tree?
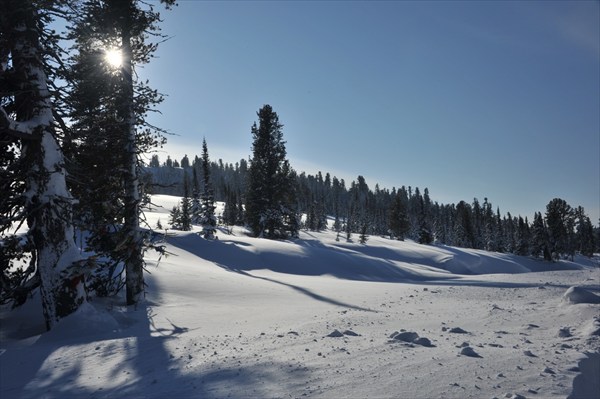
[222,188,238,229]
[199,138,217,239]
[246,105,298,238]
[359,221,369,244]
[191,167,201,224]
[389,190,410,240]
[65,0,174,305]
[179,172,192,231]
[0,0,87,328]
[531,212,551,260]
[575,207,595,257]
[545,198,574,260]
[169,206,182,230]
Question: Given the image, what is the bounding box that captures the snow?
[562,286,600,304]
[1,194,599,398]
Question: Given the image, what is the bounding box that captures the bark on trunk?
[120,9,144,306]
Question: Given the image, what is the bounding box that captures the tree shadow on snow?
[0,284,312,399]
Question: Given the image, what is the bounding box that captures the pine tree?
[575,206,595,257]
[65,0,174,305]
[454,201,474,248]
[181,154,190,169]
[359,221,369,244]
[222,188,238,229]
[545,198,574,260]
[531,212,551,260]
[482,198,496,251]
[389,190,410,240]
[179,172,192,231]
[149,154,160,167]
[191,167,201,224]
[0,0,87,328]
[494,208,505,252]
[246,105,298,238]
[515,216,530,256]
[199,138,217,239]
[169,206,182,230]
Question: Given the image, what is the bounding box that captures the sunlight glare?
[105,48,122,68]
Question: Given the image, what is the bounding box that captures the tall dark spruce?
[246,105,298,238]
[199,138,217,239]
[66,0,174,305]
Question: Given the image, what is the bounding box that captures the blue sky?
[143,0,599,223]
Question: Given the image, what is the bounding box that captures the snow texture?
[0,194,599,399]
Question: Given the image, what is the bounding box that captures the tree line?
[148,112,599,261]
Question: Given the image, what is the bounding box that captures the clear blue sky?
[143,0,599,223]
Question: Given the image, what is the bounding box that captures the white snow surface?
[1,194,599,399]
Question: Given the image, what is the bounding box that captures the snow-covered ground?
[1,194,599,399]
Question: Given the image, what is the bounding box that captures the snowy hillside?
[1,195,599,399]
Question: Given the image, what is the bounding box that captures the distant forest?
[144,149,599,261]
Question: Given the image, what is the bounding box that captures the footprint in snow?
[523,350,537,358]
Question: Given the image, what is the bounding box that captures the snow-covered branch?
[0,107,40,139]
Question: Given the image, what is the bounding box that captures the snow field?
[1,194,598,398]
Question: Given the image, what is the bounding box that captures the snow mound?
[41,302,119,342]
[562,286,600,304]
[448,327,469,334]
[326,329,344,338]
[460,346,482,358]
[390,331,435,347]
[391,331,419,343]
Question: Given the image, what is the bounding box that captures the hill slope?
[1,194,599,398]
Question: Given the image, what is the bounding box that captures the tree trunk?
[0,0,86,329]
[119,6,144,306]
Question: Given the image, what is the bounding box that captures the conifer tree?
[199,138,217,239]
[181,154,190,169]
[515,216,530,256]
[359,221,369,244]
[179,171,192,231]
[149,154,160,167]
[545,198,574,260]
[246,105,298,238]
[389,190,410,240]
[222,188,238,228]
[191,166,201,224]
[169,206,182,230]
[65,0,174,305]
[0,0,87,328]
[575,207,595,257]
[531,212,551,260]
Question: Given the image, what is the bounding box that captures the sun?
[104,48,123,68]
